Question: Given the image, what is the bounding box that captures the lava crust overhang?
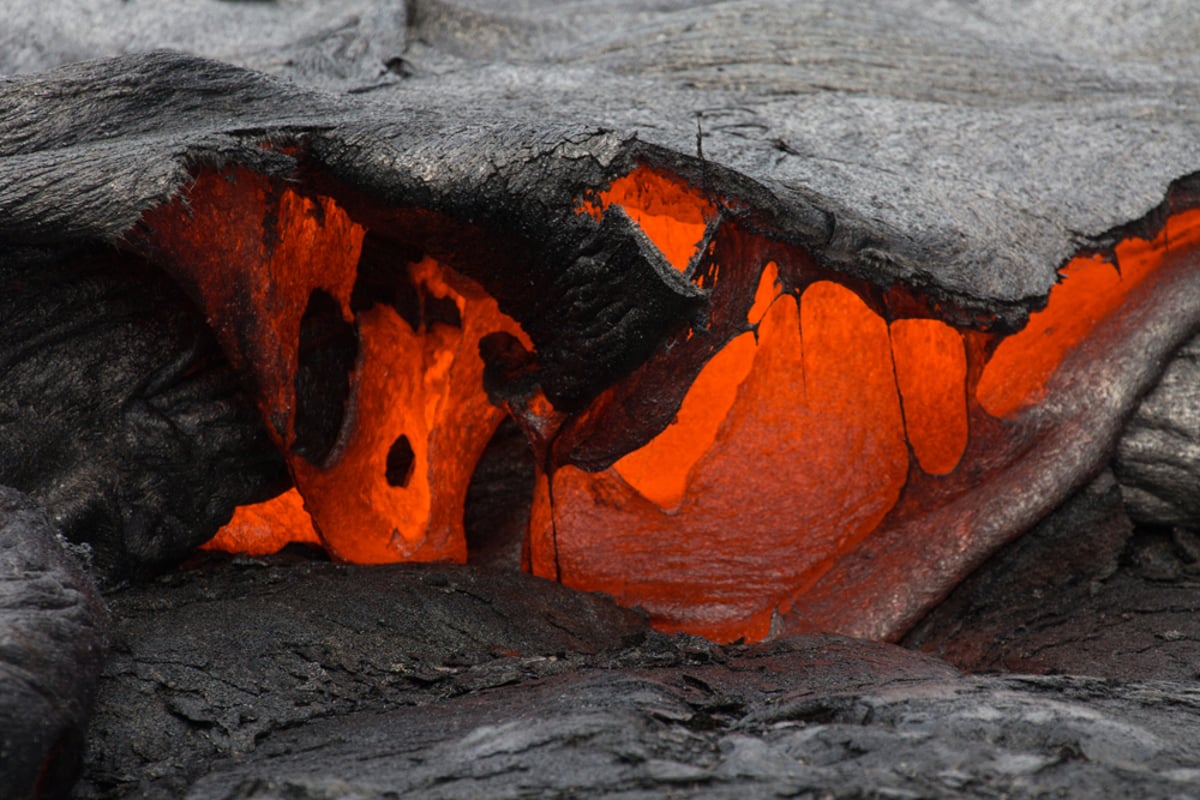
[4,0,1200,642]
[114,139,1200,642]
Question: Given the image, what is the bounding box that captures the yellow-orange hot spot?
[747,261,782,325]
[580,164,716,272]
[203,489,320,556]
[613,333,756,510]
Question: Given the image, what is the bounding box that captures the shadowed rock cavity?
[464,416,535,569]
[292,289,357,467]
[0,247,291,587]
[905,469,1200,681]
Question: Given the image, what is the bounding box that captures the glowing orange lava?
[290,258,527,563]
[890,318,968,475]
[533,280,910,641]
[146,168,528,563]
[978,207,1200,417]
[534,170,1200,642]
[580,163,716,272]
[168,161,1198,645]
[202,489,319,555]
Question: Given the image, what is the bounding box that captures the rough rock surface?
[76,557,1200,800]
[0,246,290,588]
[1,0,1199,630]
[0,488,107,800]
[7,1,1200,325]
[1116,332,1200,529]
[1,2,1200,796]
[906,471,1200,682]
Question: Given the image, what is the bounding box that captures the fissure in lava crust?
[150,160,1200,644]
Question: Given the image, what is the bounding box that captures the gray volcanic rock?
[905,471,1200,682]
[78,557,651,798]
[5,1,1200,325]
[0,488,107,800]
[0,247,290,588]
[1117,332,1200,529]
[74,558,1200,799]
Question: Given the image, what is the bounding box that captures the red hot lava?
[143,161,1200,643]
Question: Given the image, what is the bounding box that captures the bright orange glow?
[153,161,1200,646]
[580,163,715,271]
[534,280,909,642]
[142,168,363,449]
[890,318,968,475]
[748,261,781,325]
[202,489,319,555]
[612,261,780,509]
[148,170,528,565]
[978,208,1200,417]
[291,258,526,563]
[613,333,756,509]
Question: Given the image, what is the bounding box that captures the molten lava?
[890,318,968,475]
[145,167,529,565]
[978,207,1200,417]
[580,163,717,273]
[203,489,319,556]
[530,165,1200,641]
[533,279,910,641]
[162,160,1198,644]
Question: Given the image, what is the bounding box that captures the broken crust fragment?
[159,158,1200,645]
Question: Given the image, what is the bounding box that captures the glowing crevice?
[203,488,319,555]
[579,163,716,272]
[534,202,1200,642]
[978,207,1200,417]
[536,280,910,642]
[890,318,968,475]
[612,261,781,510]
[172,162,1200,646]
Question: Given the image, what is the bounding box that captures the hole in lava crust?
[293,289,358,466]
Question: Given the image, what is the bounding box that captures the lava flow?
[159,160,1200,643]
[144,167,530,565]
